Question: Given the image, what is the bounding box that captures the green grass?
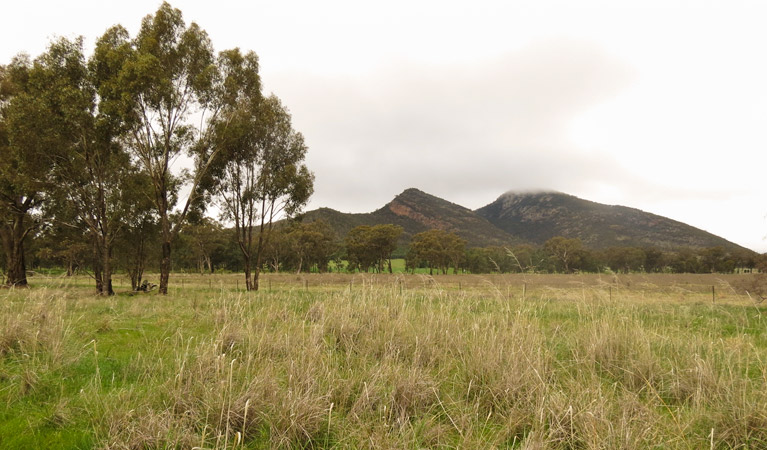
[2,273,767,448]
[328,258,431,274]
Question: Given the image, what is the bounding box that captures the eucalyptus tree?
[213,93,314,291]
[34,223,90,277]
[344,224,402,273]
[1,39,134,293]
[22,36,152,296]
[0,56,59,287]
[93,3,238,294]
[181,216,225,274]
[407,229,466,275]
[369,224,403,273]
[543,236,583,273]
[345,225,378,272]
[287,220,337,273]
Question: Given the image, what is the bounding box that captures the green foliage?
[407,228,466,275]
[345,224,403,273]
[543,236,583,273]
[211,89,314,289]
[463,244,549,273]
[602,246,647,273]
[89,2,243,294]
[261,219,338,273]
[0,55,55,286]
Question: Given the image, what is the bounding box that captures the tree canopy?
[345,224,403,273]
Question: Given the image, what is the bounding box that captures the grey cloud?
[267,39,638,213]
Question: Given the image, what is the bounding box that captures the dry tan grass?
[2,273,767,448]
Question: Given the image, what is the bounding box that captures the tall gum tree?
[407,229,466,275]
[29,37,147,296]
[543,236,583,273]
[344,224,402,273]
[212,93,314,291]
[94,3,235,294]
[0,57,57,287]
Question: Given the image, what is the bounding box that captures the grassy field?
[1,273,767,449]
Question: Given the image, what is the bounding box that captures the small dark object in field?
[136,280,157,292]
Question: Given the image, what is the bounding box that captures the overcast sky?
[3,0,767,251]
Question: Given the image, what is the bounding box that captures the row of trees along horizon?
[2,4,762,294]
[11,217,766,284]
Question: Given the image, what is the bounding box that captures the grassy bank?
[1,274,766,448]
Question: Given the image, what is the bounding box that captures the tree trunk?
[253,226,265,291]
[253,264,261,291]
[129,233,145,291]
[130,263,143,291]
[5,246,26,287]
[3,238,27,288]
[243,255,252,291]
[157,188,172,295]
[130,271,138,291]
[93,240,103,294]
[101,240,114,296]
[1,211,29,287]
[159,239,171,295]
[388,258,393,274]
[252,223,267,292]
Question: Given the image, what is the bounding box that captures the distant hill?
[475,191,749,251]
[299,188,519,248]
[297,188,752,253]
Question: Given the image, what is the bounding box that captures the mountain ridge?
[297,188,752,253]
[299,188,519,248]
[476,190,748,251]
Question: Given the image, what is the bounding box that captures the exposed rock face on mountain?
[374,188,519,247]
[300,188,517,248]
[475,191,747,251]
[298,188,751,253]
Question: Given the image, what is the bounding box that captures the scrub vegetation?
[2,272,766,449]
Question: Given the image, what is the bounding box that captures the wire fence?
[14,271,761,305]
